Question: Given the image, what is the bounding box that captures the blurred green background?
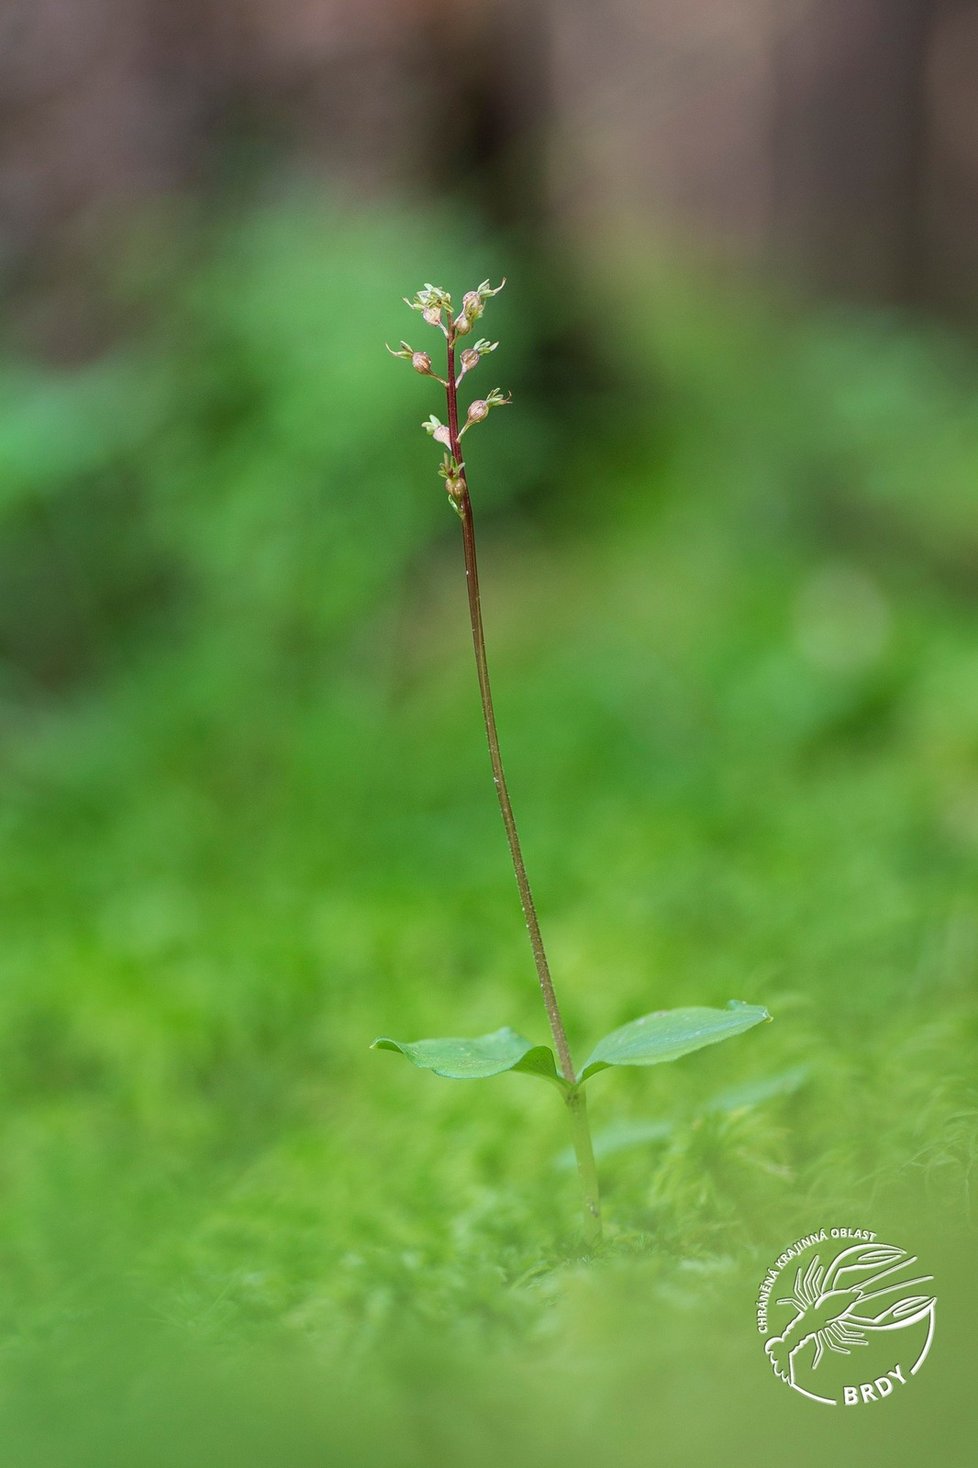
[1,3,977,1463]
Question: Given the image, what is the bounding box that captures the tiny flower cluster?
[402,283,454,328]
[453,280,505,336]
[421,390,511,448]
[401,279,506,338]
[388,278,511,508]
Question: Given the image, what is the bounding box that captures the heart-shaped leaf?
[578,1000,770,1082]
[371,1026,565,1086]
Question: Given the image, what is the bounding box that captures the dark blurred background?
[4,0,978,336]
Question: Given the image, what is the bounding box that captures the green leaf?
[371,1026,565,1087]
[579,1001,771,1082]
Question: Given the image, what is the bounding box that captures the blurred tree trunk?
[3,0,978,333]
[770,0,947,306]
[546,0,976,316]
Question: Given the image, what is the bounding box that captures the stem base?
[565,1087,602,1250]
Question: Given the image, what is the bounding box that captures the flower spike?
[388,280,510,485]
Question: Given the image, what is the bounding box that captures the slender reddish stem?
[443,330,577,1086]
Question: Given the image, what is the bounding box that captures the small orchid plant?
[374,279,771,1248]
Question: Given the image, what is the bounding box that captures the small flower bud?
[422,414,453,448]
[412,351,432,375]
[437,452,464,490]
[422,305,442,326]
[459,280,505,325]
[453,313,473,335]
[457,339,498,382]
[458,387,511,437]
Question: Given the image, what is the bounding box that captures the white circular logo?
[756,1228,936,1405]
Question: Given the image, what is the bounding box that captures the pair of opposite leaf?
[373,1001,770,1090]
